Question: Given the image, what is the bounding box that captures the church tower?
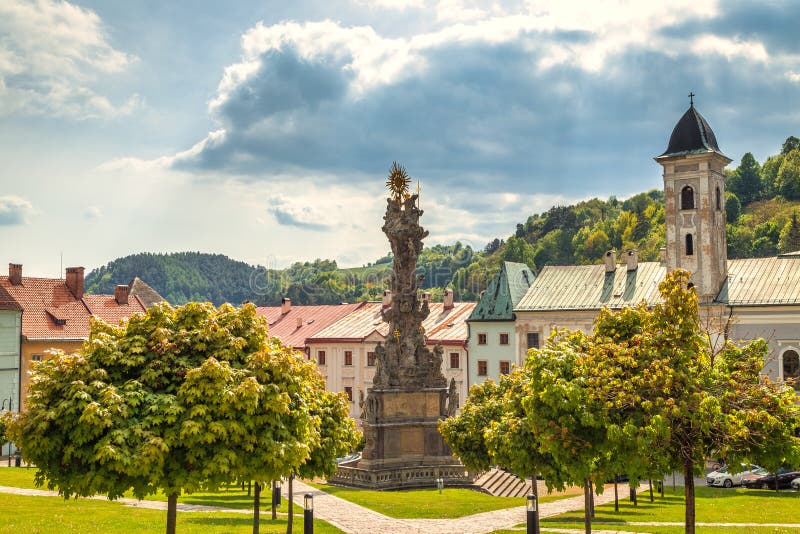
[655,99,732,302]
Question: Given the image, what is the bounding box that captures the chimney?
[281,297,291,314]
[382,289,392,308]
[114,284,129,305]
[604,251,616,273]
[65,266,85,298]
[659,247,667,264]
[422,291,431,305]
[625,249,638,271]
[443,288,454,310]
[8,263,22,285]
[296,316,303,329]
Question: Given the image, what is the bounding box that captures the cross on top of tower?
[688,92,695,107]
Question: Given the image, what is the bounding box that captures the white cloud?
[786,71,800,83]
[0,195,34,225]
[0,0,138,119]
[83,206,103,220]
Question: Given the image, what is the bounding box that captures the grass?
[497,486,800,534]
[0,468,271,510]
[307,483,578,519]
[0,493,343,534]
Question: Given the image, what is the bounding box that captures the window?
[526,332,540,350]
[477,360,488,376]
[499,333,509,345]
[685,234,694,256]
[715,186,721,211]
[367,351,376,366]
[32,354,43,362]
[344,386,353,401]
[344,350,353,366]
[318,351,326,365]
[782,349,800,390]
[681,186,694,210]
[449,352,460,369]
[477,333,487,345]
[499,361,511,375]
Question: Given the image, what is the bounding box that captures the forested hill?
[87,136,800,306]
[85,252,262,306]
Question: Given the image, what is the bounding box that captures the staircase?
[474,468,531,497]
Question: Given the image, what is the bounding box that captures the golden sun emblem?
[386,162,411,202]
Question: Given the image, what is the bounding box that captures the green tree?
[779,212,800,253]
[782,135,800,155]
[725,192,741,224]
[10,303,326,534]
[501,236,536,268]
[777,149,800,200]
[761,154,785,198]
[727,153,762,203]
[583,271,800,533]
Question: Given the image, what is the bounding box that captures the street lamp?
[527,494,539,534]
[436,477,444,494]
[303,493,314,534]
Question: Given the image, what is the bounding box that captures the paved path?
[282,480,635,534]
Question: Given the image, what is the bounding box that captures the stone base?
[329,462,476,490]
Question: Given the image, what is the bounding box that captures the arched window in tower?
[681,186,695,210]
[715,187,721,211]
[685,233,694,256]
[782,349,799,390]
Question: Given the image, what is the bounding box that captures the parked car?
[706,464,765,488]
[791,477,800,491]
[743,468,800,490]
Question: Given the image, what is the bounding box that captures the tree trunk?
[684,460,696,534]
[583,478,592,534]
[649,479,653,502]
[589,481,595,518]
[253,482,261,534]
[286,475,294,534]
[166,493,178,534]
[272,481,277,520]
[613,476,619,512]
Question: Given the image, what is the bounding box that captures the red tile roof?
[82,294,147,325]
[307,301,476,346]
[254,302,367,349]
[0,276,147,341]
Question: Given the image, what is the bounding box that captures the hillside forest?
[85,136,800,306]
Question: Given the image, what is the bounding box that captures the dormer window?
[681,186,695,210]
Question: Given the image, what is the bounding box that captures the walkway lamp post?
[303,493,314,534]
[272,480,281,520]
[527,493,539,534]
[436,477,444,494]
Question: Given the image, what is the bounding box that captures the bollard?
[526,494,539,534]
[436,477,444,494]
[14,449,21,468]
[303,493,314,534]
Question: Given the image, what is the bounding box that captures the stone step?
[475,467,530,497]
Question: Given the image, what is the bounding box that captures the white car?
[791,477,800,491]
[706,464,765,488]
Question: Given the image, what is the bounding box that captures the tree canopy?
[10,302,357,534]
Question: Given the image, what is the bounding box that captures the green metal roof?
[514,262,665,311]
[468,261,535,321]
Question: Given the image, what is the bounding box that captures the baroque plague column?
[330,163,471,489]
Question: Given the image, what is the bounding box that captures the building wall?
[514,310,598,363]
[467,320,517,386]
[728,306,800,385]
[20,340,83,412]
[0,311,21,413]
[309,340,468,423]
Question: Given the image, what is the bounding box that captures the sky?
[1,0,799,277]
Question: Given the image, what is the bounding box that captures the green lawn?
[497,486,800,534]
[308,483,575,519]
[0,493,343,534]
[0,468,270,510]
